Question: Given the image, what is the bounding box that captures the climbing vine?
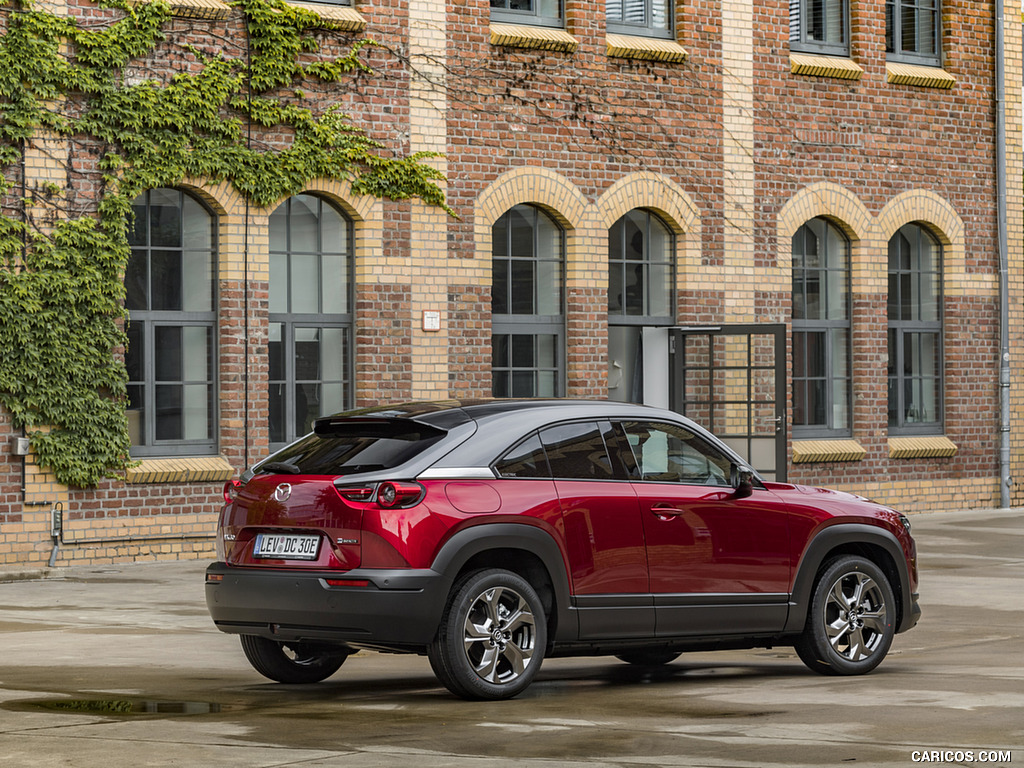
[0,0,447,487]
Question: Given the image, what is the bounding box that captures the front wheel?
[240,635,349,684]
[428,569,547,700]
[794,555,896,676]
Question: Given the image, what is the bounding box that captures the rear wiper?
[256,461,301,475]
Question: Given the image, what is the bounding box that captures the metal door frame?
[670,324,787,481]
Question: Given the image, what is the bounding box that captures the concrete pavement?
[0,506,1021,767]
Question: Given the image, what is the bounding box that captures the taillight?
[376,481,424,509]
[333,480,425,509]
[223,479,242,504]
[335,484,376,502]
[376,481,423,512]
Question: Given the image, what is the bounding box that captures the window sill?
[490,23,578,53]
[128,0,231,20]
[284,2,366,30]
[886,62,955,89]
[125,456,235,485]
[606,33,688,63]
[790,53,863,81]
[888,436,958,459]
[792,439,867,464]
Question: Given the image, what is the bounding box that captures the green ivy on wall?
[0,0,447,487]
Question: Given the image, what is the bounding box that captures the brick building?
[1,0,1022,567]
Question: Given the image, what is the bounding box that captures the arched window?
[491,204,564,397]
[607,208,674,403]
[125,188,217,455]
[792,217,851,436]
[888,223,942,432]
[268,195,353,448]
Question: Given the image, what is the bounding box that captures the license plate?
[253,533,321,560]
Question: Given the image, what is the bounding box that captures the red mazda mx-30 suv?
[205,399,920,700]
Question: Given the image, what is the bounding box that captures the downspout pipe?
[995,0,1011,507]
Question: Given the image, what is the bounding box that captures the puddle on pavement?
[4,698,232,716]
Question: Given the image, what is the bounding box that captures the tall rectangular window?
[888,224,942,433]
[792,218,851,437]
[886,0,940,66]
[492,205,564,398]
[269,195,354,449]
[125,189,217,456]
[608,209,674,404]
[791,0,850,56]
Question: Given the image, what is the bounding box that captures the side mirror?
[733,466,754,499]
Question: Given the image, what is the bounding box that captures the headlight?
[898,513,912,533]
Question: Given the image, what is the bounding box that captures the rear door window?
[494,433,551,478]
[539,421,620,480]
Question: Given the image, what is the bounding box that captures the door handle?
[650,505,685,519]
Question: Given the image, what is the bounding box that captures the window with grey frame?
[268,195,354,449]
[492,204,564,398]
[792,217,851,437]
[608,209,674,404]
[886,0,940,66]
[125,188,217,456]
[888,223,942,433]
[490,0,563,28]
[790,0,849,56]
[606,0,673,39]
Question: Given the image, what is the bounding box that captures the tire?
[615,649,682,666]
[240,635,349,684]
[794,555,897,676]
[428,568,547,700]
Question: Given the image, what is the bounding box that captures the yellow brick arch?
[878,190,976,297]
[474,166,589,232]
[178,178,237,218]
[776,181,873,244]
[266,178,382,226]
[595,172,700,233]
[474,166,594,285]
[595,171,702,293]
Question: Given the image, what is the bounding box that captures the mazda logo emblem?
[274,483,292,502]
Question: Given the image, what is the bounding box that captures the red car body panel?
[635,482,793,595]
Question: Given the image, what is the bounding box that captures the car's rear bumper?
[204,562,452,650]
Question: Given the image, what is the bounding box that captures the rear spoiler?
[312,417,448,441]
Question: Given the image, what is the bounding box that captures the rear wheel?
[794,555,896,676]
[615,649,682,666]
[240,635,349,684]
[428,569,547,700]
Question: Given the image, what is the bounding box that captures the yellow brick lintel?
[129,0,231,20]
[125,456,235,485]
[606,33,688,64]
[888,435,958,460]
[790,53,863,81]
[886,61,956,89]
[792,439,867,464]
[490,23,578,53]
[284,1,367,31]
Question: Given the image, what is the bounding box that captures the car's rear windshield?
[257,419,447,476]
